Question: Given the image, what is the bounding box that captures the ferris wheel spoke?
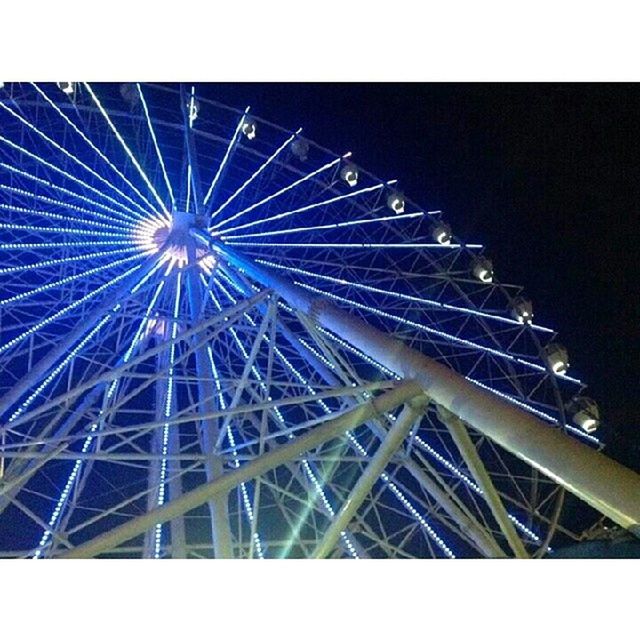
[0,161,142,225]
[220,210,426,241]
[135,83,176,210]
[30,83,161,219]
[210,127,302,224]
[82,83,170,221]
[0,246,141,277]
[0,99,153,223]
[203,106,251,209]
[214,181,388,237]
[0,185,137,232]
[210,153,347,232]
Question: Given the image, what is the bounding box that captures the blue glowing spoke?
[295,280,582,382]
[220,211,426,240]
[0,99,152,221]
[0,252,145,308]
[0,162,143,225]
[33,273,167,557]
[136,83,175,209]
[0,202,135,234]
[154,270,182,558]
[230,241,481,249]
[0,246,140,276]
[0,262,144,356]
[210,154,348,232]
[203,107,250,208]
[210,128,301,223]
[0,184,136,231]
[30,83,160,217]
[254,258,554,333]
[0,135,145,222]
[213,182,387,236]
[83,83,170,220]
[206,344,265,559]
[0,240,137,251]
[0,222,134,240]
[204,278,359,558]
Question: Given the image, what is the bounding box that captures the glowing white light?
[387,192,405,214]
[57,82,75,95]
[340,164,359,187]
[242,118,256,140]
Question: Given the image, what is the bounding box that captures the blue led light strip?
[154,270,182,558]
[0,184,136,231]
[32,272,167,558]
[211,128,301,223]
[0,100,152,220]
[83,83,170,220]
[0,240,136,251]
[0,135,145,222]
[231,241,480,249]
[30,83,161,217]
[0,246,140,276]
[0,262,144,356]
[136,83,175,209]
[215,182,387,236]
[203,107,251,207]
[0,222,134,240]
[210,154,347,231]
[0,162,138,224]
[220,211,425,240]
[255,258,554,333]
[0,253,146,308]
[296,281,582,384]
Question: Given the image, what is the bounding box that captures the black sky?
[195,83,640,471]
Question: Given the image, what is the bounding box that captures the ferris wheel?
[0,82,633,560]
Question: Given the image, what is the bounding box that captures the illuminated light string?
[154,270,182,558]
[254,258,554,334]
[0,99,152,220]
[82,83,170,221]
[213,182,387,236]
[210,154,348,231]
[220,211,426,241]
[0,162,139,224]
[0,184,137,231]
[188,86,197,129]
[203,106,251,208]
[0,222,135,240]
[231,241,480,249]
[0,262,144,356]
[211,127,302,223]
[0,135,145,223]
[203,277,359,558]
[0,246,140,276]
[0,252,147,308]
[214,273,456,558]
[0,240,137,251]
[33,273,168,558]
[30,82,161,218]
[136,83,175,209]
[0,202,135,234]
[205,344,265,559]
[295,281,583,384]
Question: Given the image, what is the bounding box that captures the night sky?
[199,83,639,471]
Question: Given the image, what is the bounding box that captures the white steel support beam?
[211,240,640,536]
[58,381,422,558]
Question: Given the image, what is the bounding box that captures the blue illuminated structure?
[0,82,621,560]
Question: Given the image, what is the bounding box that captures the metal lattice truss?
[0,82,637,559]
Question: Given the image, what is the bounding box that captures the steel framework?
[0,82,637,559]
